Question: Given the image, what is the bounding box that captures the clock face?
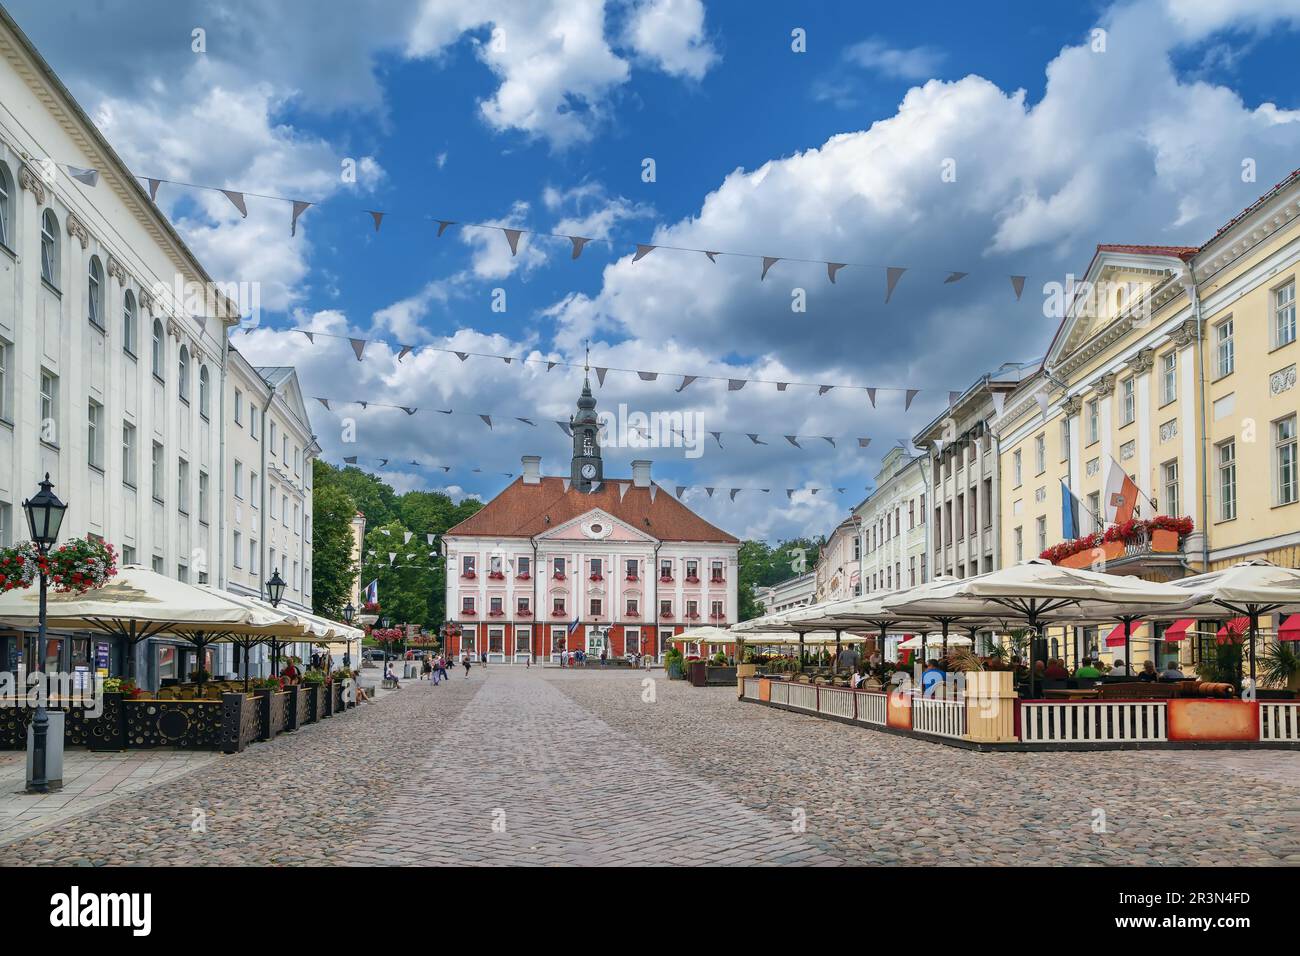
[581,464,597,479]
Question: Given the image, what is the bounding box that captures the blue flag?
[1060,480,1081,539]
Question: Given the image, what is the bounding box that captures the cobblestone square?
[1,667,1296,866]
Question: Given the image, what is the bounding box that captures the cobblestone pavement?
[1,667,1295,865]
[550,670,1300,866]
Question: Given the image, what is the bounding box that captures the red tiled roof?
[1094,243,1198,261]
[445,477,739,543]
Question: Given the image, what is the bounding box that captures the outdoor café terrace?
[731,559,1300,750]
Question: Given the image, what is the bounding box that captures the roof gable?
[540,508,657,544]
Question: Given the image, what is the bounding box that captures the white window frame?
[1217,439,1236,522]
[1162,459,1179,517]
[1215,317,1234,378]
[1275,415,1298,507]
[1121,377,1135,425]
[1160,351,1176,405]
[87,398,104,469]
[1274,279,1296,349]
[121,421,137,486]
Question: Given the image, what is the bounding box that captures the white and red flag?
[1103,458,1139,524]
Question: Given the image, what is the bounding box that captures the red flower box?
[589,574,604,582]
[553,572,566,581]
[685,576,700,584]
[461,570,477,580]
[686,613,701,620]
[517,609,533,617]
[659,575,673,583]
[1040,515,1194,564]
[488,610,504,617]
[517,572,531,581]
[551,610,568,618]
[710,577,724,584]
[625,574,638,582]
[659,610,673,619]
[461,608,477,616]
[488,571,505,580]
[626,611,639,618]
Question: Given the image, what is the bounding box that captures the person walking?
[462,653,472,678]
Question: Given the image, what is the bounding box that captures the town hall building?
[440,376,740,663]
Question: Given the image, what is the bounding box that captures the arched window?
[40,209,59,286]
[151,318,164,379]
[178,345,190,401]
[0,163,13,248]
[88,256,104,328]
[198,365,210,419]
[122,290,137,356]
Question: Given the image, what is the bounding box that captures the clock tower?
[571,351,603,491]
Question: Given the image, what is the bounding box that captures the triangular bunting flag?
[377,459,389,467]
[547,361,558,371]
[991,391,1006,416]
[819,385,833,395]
[747,434,767,445]
[427,534,435,546]
[637,371,658,381]
[479,414,493,429]
[633,244,655,262]
[350,338,366,361]
[827,262,847,283]
[866,387,877,408]
[64,165,99,186]
[557,421,572,437]
[761,256,780,280]
[676,375,697,392]
[595,367,608,386]
[649,485,658,502]
[367,211,385,231]
[704,251,719,262]
[709,432,723,448]
[619,482,630,501]
[569,236,590,259]
[885,266,907,303]
[400,407,417,416]
[316,397,330,410]
[1011,275,1027,300]
[728,379,746,391]
[905,389,920,411]
[944,271,968,284]
[403,531,413,545]
[388,553,396,566]
[822,437,835,447]
[857,438,871,448]
[786,489,795,500]
[705,487,715,498]
[503,228,522,254]
[730,489,740,501]
[516,418,535,426]
[299,330,316,344]
[397,345,413,361]
[785,436,801,448]
[454,351,469,361]
[933,437,945,453]
[380,529,391,536]
[290,200,312,236]
[221,190,248,218]
[949,390,961,406]
[436,220,456,237]
[343,456,357,464]
[502,357,512,364]
[147,178,161,201]
[676,486,687,499]
[1034,391,1050,418]
[562,478,572,493]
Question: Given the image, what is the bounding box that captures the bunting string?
[337,453,852,501]
[60,160,1035,299]
[315,395,875,451]
[287,328,964,404]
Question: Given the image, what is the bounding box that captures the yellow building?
[993,172,1300,666]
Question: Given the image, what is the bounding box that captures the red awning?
[1105,621,1146,647]
[1216,616,1250,643]
[1280,615,1300,642]
[1163,619,1195,643]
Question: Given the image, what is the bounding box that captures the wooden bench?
[381,678,400,690]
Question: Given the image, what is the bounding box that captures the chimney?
[631,459,652,488]
[521,455,541,484]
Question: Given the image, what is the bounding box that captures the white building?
[755,570,816,615]
[912,362,1034,579]
[0,11,316,687]
[854,446,928,595]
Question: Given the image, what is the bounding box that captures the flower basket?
[0,537,117,593]
[553,572,566,581]
[659,576,673,584]
[589,574,604,582]
[461,570,477,580]
[488,610,504,617]
[659,611,673,619]
[517,609,533,617]
[551,610,568,618]
[625,575,638,582]
[488,571,505,580]
[517,573,531,581]
[685,576,700,584]
[461,609,477,616]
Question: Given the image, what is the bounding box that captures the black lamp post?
[265,569,287,675]
[22,474,68,794]
[342,602,355,666]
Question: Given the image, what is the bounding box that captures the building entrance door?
[586,625,608,659]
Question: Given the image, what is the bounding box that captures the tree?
[736,536,824,621]
[311,481,357,619]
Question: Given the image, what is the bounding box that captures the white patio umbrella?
[898,633,973,650]
[0,565,301,689]
[1170,559,1300,685]
[883,559,1194,695]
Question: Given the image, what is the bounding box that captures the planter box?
[705,665,737,686]
[963,669,1018,743]
[687,660,708,687]
[1150,528,1180,553]
[1059,540,1123,569]
[666,661,684,680]
[302,683,323,722]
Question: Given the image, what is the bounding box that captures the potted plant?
[664,646,685,680]
[1259,643,1300,697]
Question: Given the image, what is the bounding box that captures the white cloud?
[843,37,945,81]
[624,0,718,80]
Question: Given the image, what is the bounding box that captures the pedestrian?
[422,655,432,681]
[437,656,449,683]
[600,649,607,668]
[463,653,472,678]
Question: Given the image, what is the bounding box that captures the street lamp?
[264,569,287,676]
[342,602,355,667]
[22,473,67,794]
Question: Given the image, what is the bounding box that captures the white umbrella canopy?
[784,597,893,631]
[732,612,795,634]
[882,560,1193,624]
[677,625,736,642]
[899,633,973,650]
[0,565,278,638]
[1170,559,1300,616]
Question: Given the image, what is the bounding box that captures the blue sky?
[10,0,1300,541]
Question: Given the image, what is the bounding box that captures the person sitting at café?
[1160,660,1186,680]
[1044,658,1070,680]
[1138,660,1158,682]
[1109,658,1131,677]
[921,659,945,695]
[1073,658,1102,678]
